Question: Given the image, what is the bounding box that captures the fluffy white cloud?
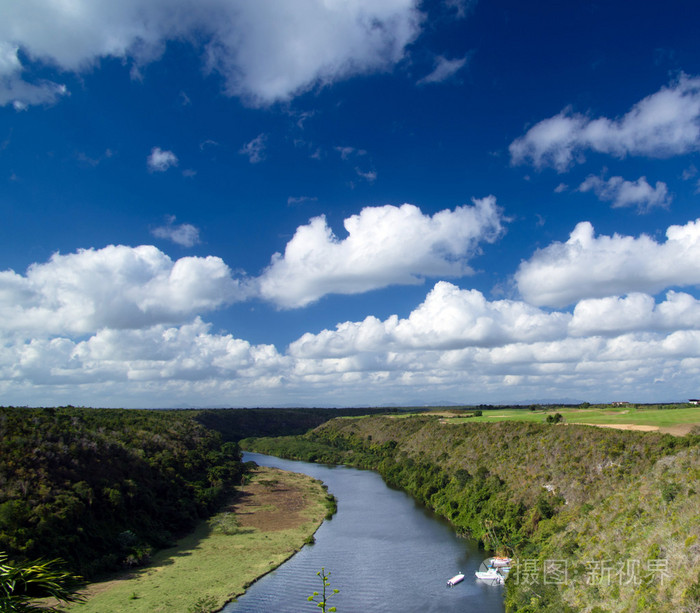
[151,216,201,247]
[1,0,422,108]
[579,175,672,212]
[4,214,700,406]
[2,318,287,387]
[282,280,700,404]
[3,274,700,407]
[289,282,570,357]
[258,197,504,308]
[393,282,570,347]
[516,218,700,307]
[289,316,395,359]
[0,245,245,336]
[569,291,700,336]
[147,147,178,172]
[510,74,700,171]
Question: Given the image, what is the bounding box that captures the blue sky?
[2,0,700,407]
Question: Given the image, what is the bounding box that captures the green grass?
[443,405,700,431]
[337,405,700,432]
[68,468,329,613]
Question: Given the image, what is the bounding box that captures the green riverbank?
[66,466,331,613]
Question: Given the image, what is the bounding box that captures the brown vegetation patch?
[225,466,308,532]
[660,424,697,436]
[571,422,659,432]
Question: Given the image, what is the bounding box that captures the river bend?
[223,452,504,613]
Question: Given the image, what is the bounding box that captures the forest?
[0,405,386,582]
[0,406,245,580]
[243,414,700,612]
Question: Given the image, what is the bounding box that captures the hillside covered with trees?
[243,415,700,612]
[0,407,243,579]
[0,405,386,583]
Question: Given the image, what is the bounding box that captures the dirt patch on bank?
[595,423,659,432]
[570,422,700,436]
[571,422,659,432]
[659,424,698,436]
[225,466,313,532]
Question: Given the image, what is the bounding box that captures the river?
[222,452,504,613]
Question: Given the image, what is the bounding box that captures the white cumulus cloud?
[147,147,178,172]
[282,279,700,405]
[0,0,422,108]
[289,281,570,358]
[258,197,504,308]
[510,74,700,171]
[5,212,700,406]
[569,291,700,337]
[3,265,700,406]
[392,282,570,348]
[516,218,700,307]
[578,175,672,212]
[0,245,245,336]
[3,317,287,389]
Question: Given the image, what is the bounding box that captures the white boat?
[475,567,505,585]
[489,556,512,568]
[446,573,465,586]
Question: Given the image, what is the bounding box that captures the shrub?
[208,512,241,535]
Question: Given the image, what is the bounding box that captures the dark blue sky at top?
[2,0,700,407]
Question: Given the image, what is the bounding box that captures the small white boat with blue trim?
[474,567,505,585]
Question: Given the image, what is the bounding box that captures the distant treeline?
[193,406,394,442]
[0,407,243,578]
[242,415,700,612]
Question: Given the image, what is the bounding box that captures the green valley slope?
[243,414,700,612]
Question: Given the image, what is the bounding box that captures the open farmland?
[437,404,700,435]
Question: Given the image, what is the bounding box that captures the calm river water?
[223,452,504,613]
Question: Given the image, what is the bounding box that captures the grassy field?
[66,466,330,613]
[436,405,700,435]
